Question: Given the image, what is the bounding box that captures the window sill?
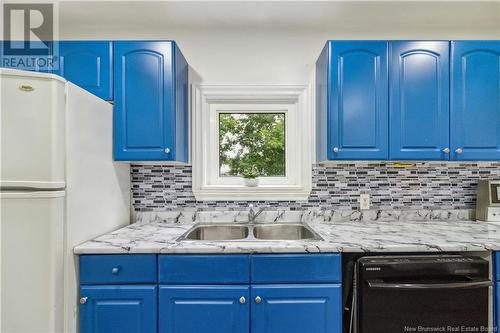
[193,185,311,201]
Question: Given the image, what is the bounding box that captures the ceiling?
[59,1,500,36]
[57,1,500,84]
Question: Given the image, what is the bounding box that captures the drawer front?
[80,255,157,284]
[496,252,500,281]
[252,254,341,283]
[159,255,250,284]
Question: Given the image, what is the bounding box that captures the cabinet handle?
[79,297,88,305]
[164,147,171,154]
[239,296,246,304]
[111,266,120,274]
[442,148,450,154]
[255,296,262,304]
[455,148,463,155]
[332,147,339,154]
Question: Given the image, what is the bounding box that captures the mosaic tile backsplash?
[131,162,500,211]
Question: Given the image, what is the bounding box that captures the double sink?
[177,223,323,242]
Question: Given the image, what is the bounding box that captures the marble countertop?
[74,220,500,254]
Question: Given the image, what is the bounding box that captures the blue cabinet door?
[318,41,388,160]
[451,41,500,160]
[80,285,157,333]
[1,40,53,72]
[390,41,450,160]
[496,282,499,332]
[113,41,188,161]
[496,252,500,281]
[251,284,342,333]
[56,41,112,100]
[113,41,173,161]
[159,285,250,333]
[495,253,499,331]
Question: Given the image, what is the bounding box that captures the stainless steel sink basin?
[178,224,249,241]
[253,223,322,240]
[177,223,323,242]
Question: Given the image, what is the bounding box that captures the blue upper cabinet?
[389,41,450,160]
[316,41,389,160]
[251,284,342,333]
[55,41,113,100]
[113,41,189,161]
[80,285,157,333]
[159,285,250,333]
[451,41,500,160]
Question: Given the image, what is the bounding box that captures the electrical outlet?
[359,194,370,210]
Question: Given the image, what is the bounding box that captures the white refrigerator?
[0,69,131,333]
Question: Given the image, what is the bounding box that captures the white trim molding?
[192,84,312,201]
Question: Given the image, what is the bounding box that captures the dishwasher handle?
[366,280,492,290]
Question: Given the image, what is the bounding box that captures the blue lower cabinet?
[495,252,499,331]
[251,284,342,333]
[496,252,500,279]
[79,285,157,333]
[55,41,113,100]
[495,282,499,331]
[79,254,343,333]
[389,41,450,160]
[451,41,500,160]
[159,285,250,333]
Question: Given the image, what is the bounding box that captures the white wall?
[59,1,500,85]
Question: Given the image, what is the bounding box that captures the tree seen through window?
[219,113,285,177]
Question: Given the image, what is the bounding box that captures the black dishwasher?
[355,255,491,333]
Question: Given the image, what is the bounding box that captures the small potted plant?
[242,166,259,187]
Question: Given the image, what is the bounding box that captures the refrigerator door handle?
[366,279,492,290]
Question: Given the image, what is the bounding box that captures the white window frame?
[192,85,312,201]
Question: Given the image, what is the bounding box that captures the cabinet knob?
[442,148,450,154]
[164,147,171,154]
[239,296,246,304]
[332,147,339,154]
[79,297,88,305]
[455,148,463,155]
[111,266,120,274]
[255,296,262,304]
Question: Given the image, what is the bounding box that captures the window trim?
[192,85,312,201]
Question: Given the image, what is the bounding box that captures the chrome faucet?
[248,204,265,223]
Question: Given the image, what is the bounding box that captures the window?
[192,85,312,201]
[219,113,286,177]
